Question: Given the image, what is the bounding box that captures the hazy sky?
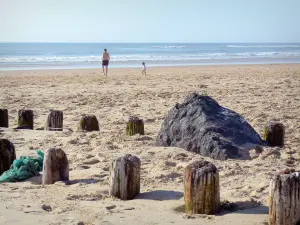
[1,0,299,43]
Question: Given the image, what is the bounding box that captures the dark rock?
[156,93,263,160]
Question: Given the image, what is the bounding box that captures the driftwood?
[78,114,99,131]
[109,154,141,200]
[0,109,8,128]
[0,139,16,175]
[126,116,144,136]
[42,148,69,185]
[269,170,300,225]
[45,110,63,131]
[17,109,34,129]
[263,120,284,147]
[184,160,220,215]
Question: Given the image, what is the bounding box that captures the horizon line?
[1,41,300,44]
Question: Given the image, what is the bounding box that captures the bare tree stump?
[0,109,8,128]
[269,171,300,225]
[78,114,99,131]
[42,148,69,185]
[17,109,34,129]
[126,116,144,136]
[263,120,284,147]
[45,110,63,131]
[184,160,220,215]
[109,154,141,200]
[0,139,16,175]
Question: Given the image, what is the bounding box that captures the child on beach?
[142,62,146,75]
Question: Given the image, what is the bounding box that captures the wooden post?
[109,154,141,200]
[45,110,63,131]
[269,170,300,225]
[42,148,69,185]
[0,109,8,128]
[0,139,16,175]
[184,160,220,215]
[78,114,99,131]
[126,116,144,136]
[263,120,284,147]
[17,109,34,129]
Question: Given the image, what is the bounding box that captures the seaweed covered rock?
[126,116,144,136]
[17,109,34,129]
[156,93,263,160]
[263,120,284,147]
[78,114,99,131]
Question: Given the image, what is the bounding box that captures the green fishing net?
[0,150,44,182]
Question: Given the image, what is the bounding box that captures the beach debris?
[156,93,263,160]
[0,109,8,128]
[45,110,63,131]
[184,160,220,215]
[0,139,16,176]
[263,120,284,147]
[42,148,69,185]
[126,116,144,136]
[0,149,43,182]
[269,170,300,225]
[109,154,141,200]
[17,109,34,129]
[78,114,99,131]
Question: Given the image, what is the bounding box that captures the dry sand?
[0,64,300,225]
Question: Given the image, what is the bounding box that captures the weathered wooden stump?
[184,160,220,215]
[0,139,16,175]
[78,114,99,131]
[126,116,144,136]
[17,109,34,129]
[0,109,8,128]
[42,148,69,185]
[109,154,141,200]
[45,110,63,131]
[263,120,284,147]
[269,170,300,225]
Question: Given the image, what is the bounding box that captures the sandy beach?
[0,64,300,225]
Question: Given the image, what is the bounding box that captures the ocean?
[1,43,300,70]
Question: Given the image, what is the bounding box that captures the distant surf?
[1,43,300,70]
[227,44,300,48]
[151,45,187,49]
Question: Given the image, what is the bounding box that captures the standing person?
[142,62,146,76]
[102,48,110,76]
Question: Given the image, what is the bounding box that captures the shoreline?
[1,58,300,72]
[1,62,300,75]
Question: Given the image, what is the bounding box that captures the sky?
[0,0,300,43]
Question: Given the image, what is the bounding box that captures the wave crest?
[227,45,300,48]
[151,45,187,49]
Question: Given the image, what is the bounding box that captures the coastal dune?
[0,64,300,225]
